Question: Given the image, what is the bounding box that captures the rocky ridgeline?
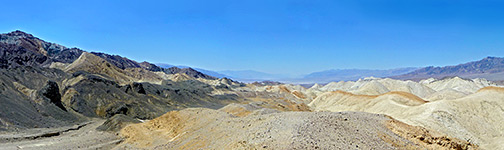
[0,30,244,131]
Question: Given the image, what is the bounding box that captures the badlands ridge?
[117,76,501,149]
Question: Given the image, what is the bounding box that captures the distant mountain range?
[158,56,504,83]
[156,63,290,82]
[154,63,419,83]
[297,68,418,83]
[218,70,289,82]
[391,56,504,81]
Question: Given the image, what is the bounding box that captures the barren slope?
[309,86,504,149]
[117,106,475,149]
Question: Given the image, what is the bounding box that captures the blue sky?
[1,0,504,75]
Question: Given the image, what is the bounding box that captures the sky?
[1,0,504,76]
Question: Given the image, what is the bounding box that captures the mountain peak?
[5,30,34,38]
[186,67,197,72]
[483,56,500,60]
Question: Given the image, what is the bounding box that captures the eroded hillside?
[1,31,501,150]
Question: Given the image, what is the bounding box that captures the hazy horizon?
[2,0,504,76]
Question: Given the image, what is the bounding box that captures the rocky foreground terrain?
[0,31,503,149]
[117,106,476,149]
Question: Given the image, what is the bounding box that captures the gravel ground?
[118,107,474,150]
[0,118,120,150]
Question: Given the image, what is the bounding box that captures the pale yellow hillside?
[309,86,504,149]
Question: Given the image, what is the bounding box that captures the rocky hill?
[0,30,241,131]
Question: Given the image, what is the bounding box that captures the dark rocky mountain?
[138,61,164,72]
[0,30,84,69]
[90,53,214,79]
[392,57,504,81]
[0,30,236,131]
[0,30,215,79]
[0,67,86,130]
[51,48,84,63]
[165,67,216,79]
[157,63,229,78]
[90,52,141,69]
[0,42,51,68]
